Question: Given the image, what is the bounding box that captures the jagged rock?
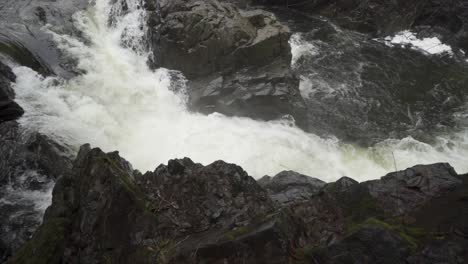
[306,225,414,263]
[258,170,325,205]
[0,121,72,262]
[189,60,306,124]
[147,0,306,125]
[0,0,88,77]
[0,61,23,123]
[8,146,468,263]
[154,0,291,78]
[367,163,462,216]
[8,146,302,263]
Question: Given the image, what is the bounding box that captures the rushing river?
[11,0,468,182]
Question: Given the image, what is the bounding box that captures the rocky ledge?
[7,145,468,263]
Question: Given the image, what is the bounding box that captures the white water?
[384,31,453,56]
[11,0,468,181]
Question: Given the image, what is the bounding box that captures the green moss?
[99,156,151,210]
[223,212,277,240]
[6,218,69,264]
[293,244,322,263]
[224,226,252,240]
[348,217,426,251]
[145,239,175,263]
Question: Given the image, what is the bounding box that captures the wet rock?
[0,61,23,123]
[0,121,72,262]
[305,225,413,264]
[8,146,291,263]
[189,59,306,124]
[368,163,462,216]
[8,147,468,263]
[154,0,291,78]
[0,0,88,77]
[148,0,305,124]
[258,170,325,205]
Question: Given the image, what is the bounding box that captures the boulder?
[258,170,325,205]
[148,0,306,125]
[0,121,72,262]
[8,146,468,263]
[154,0,291,78]
[8,145,302,263]
[0,61,23,123]
[367,163,462,216]
[0,0,88,77]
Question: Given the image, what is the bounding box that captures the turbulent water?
[11,0,468,182]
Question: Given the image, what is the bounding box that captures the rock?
[0,0,88,77]
[305,225,413,263]
[189,59,306,124]
[0,61,23,123]
[154,0,291,78]
[8,146,299,263]
[258,170,325,205]
[8,147,468,263]
[0,121,73,262]
[367,163,462,216]
[148,0,306,125]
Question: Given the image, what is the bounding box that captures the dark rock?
[154,0,291,78]
[189,59,306,124]
[0,0,89,78]
[367,163,461,216]
[0,61,23,123]
[8,147,468,263]
[8,146,297,263]
[306,225,413,264]
[148,0,305,125]
[0,121,73,262]
[258,170,325,205]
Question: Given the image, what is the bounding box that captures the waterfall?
[10,0,468,181]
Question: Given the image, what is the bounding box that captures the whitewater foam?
[11,0,468,181]
[383,31,454,55]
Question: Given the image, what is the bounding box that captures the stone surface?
[7,146,468,263]
[0,61,23,123]
[0,0,88,77]
[258,170,325,205]
[0,121,73,262]
[147,0,306,125]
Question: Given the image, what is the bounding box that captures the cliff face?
[8,145,468,264]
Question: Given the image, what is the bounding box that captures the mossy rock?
[348,217,427,251]
[6,218,69,264]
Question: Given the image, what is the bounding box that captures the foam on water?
[383,31,454,55]
[12,0,468,181]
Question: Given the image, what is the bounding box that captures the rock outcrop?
[149,0,306,125]
[0,122,73,262]
[7,145,468,263]
[0,61,23,123]
[0,0,88,78]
